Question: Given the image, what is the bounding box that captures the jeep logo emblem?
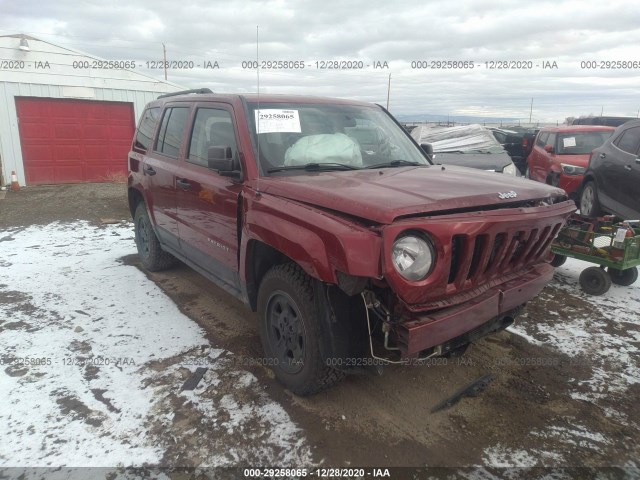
[498,191,517,199]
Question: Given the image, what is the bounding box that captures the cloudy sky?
[2,0,640,123]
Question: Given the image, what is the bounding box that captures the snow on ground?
[497,257,640,466]
[511,257,640,401]
[0,222,312,468]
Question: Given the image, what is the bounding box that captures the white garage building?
[0,34,183,186]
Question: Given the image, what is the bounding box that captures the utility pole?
[386,73,391,110]
[162,43,167,81]
[600,106,604,116]
[529,98,533,123]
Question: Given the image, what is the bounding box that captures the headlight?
[391,234,434,281]
[502,163,517,176]
[560,163,585,176]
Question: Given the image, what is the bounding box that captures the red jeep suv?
[128,89,575,395]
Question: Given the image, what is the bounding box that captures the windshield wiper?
[267,163,359,173]
[364,159,424,169]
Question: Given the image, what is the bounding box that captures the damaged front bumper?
[394,262,554,357]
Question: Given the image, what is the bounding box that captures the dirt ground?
[1,184,638,475]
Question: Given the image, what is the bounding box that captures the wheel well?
[128,188,144,218]
[245,240,291,311]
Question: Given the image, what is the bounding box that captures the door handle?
[625,165,632,171]
[176,178,191,190]
[636,157,640,164]
[143,166,156,176]
[599,153,606,159]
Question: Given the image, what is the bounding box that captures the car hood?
[257,166,565,224]
[434,152,513,172]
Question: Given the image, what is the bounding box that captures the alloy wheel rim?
[582,187,594,215]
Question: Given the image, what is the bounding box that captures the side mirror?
[544,144,554,153]
[208,146,232,169]
[420,143,434,155]
[420,143,434,159]
[207,146,241,177]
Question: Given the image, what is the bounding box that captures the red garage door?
[16,97,135,185]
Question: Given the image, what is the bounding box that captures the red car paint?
[527,125,615,195]
[129,92,576,363]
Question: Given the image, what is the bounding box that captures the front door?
[175,104,243,291]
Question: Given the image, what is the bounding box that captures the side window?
[613,126,640,154]
[187,108,238,168]
[536,132,549,147]
[154,107,190,158]
[133,107,160,152]
[546,133,557,150]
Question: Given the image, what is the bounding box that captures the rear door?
[608,126,640,217]
[143,104,191,251]
[175,103,243,292]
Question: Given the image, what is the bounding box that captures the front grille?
[446,223,562,291]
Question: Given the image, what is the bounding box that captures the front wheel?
[579,266,611,295]
[608,267,638,286]
[257,264,344,396]
[580,182,602,218]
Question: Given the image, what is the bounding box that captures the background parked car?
[580,119,640,220]
[411,124,519,175]
[571,116,636,127]
[490,126,540,175]
[526,125,614,197]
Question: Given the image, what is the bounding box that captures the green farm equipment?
[551,214,640,295]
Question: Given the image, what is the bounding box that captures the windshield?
[246,102,430,174]
[556,131,613,155]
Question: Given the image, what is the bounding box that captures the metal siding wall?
[0,84,173,186]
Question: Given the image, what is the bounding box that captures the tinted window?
[188,109,237,167]
[614,126,640,154]
[493,131,506,143]
[155,107,190,158]
[133,107,160,152]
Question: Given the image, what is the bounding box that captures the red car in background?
[526,126,614,197]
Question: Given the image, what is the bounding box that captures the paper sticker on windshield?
[255,109,301,134]
[563,137,577,148]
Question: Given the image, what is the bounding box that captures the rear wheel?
[134,203,176,271]
[608,267,638,286]
[257,263,344,396]
[579,266,611,295]
[580,182,602,218]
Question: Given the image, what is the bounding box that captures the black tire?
[579,266,611,295]
[133,203,176,272]
[257,263,344,396]
[608,267,638,286]
[580,181,602,218]
[550,254,567,268]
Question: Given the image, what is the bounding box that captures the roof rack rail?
[157,88,213,99]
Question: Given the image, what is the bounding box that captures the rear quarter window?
[154,107,190,158]
[614,126,640,154]
[133,107,160,153]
